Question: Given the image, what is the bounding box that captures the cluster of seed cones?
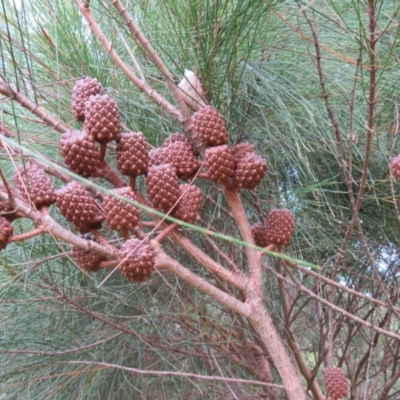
[251,209,294,248]
[0,76,288,283]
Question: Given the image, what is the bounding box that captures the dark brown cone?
[323,368,348,399]
[192,106,229,146]
[234,153,267,190]
[103,187,140,232]
[72,235,106,273]
[205,145,235,185]
[55,182,104,233]
[72,77,104,122]
[118,238,155,282]
[148,147,173,167]
[146,164,180,213]
[168,141,200,180]
[232,142,255,159]
[0,216,13,251]
[116,132,149,177]
[390,154,400,181]
[163,132,200,157]
[84,94,120,143]
[14,163,56,209]
[265,209,294,247]
[173,184,203,223]
[251,222,268,247]
[60,130,102,177]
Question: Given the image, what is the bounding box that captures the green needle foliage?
[1,0,400,398]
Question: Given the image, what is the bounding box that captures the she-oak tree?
[1,0,400,399]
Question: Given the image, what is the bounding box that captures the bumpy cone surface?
[148,147,173,167]
[72,235,106,273]
[118,238,155,282]
[205,145,235,185]
[0,199,20,222]
[232,142,255,159]
[168,141,200,180]
[251,222,268,248]
[323,368,348,399]
[60,130,102,177]
[192,105,229,146]
[84,94,120,143]
[117,132,149,177]
[173,184,203,223]
[0,216,13,251]
[234,153,267,190]
[163,132,199,157]
[55,182,104,233]
[103,187,140,232]
[14,163,56,209]
[265,209,294,246]
[146,164,180,213]
[72,77,104,122]
[390,154,400,181]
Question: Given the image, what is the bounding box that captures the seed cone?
[390,154,400,181]
[232,142,255,159]
[148,147,173,167]
[72,77,104,122]
[72,235,106,273]
[168,141,200,180]
[192,106,228,146]
[60,130,102,177]
[234,153,267,190]
[265,209,294,247]
[323,368,348,399]
[146,164,180,213]
[0,199,20,222]
[251,222,268,248]
[163,132,199,157]
[84,94,120,143]
[0,216,13,251]
[103,187,140,233]
[118,238,155,282]
[173,184,203,223]
[55,182,104,233]
[205,145,235,185]
[14,163,56,209]
[117,132,149,177]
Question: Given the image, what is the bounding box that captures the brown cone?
[163,132,199,157]
[232,142,255,159]
[72,77,104,122]
[234,153,267,190]
[14,163,56,209]
[55,182,104,233]
[251,222,268,247]
[0,199,20,222]
[323,368,348,399]
[148,147,173,167]
[205,145,235,185]
[173,184,203,223]
[118,238,155,282]
[390,154,400,181]
[0,216,13,251]
[103,186,140,233]
[116,132,149,177]
[192,106,229,146]
[168,141,200,180]
[72,235,106,273]
[84,94,120,143]
[146,164,180,213]
[60,130,102,177]
[265,209,294,247]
